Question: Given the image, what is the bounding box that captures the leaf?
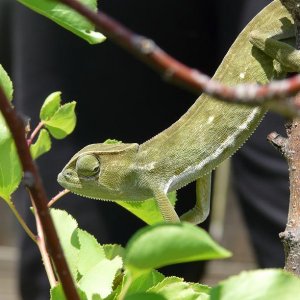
[148,277,210,300]
[126,270,165,296]
[103,244,125,260]
[104,139,123,145]
[40,91,62,121]
[51,209,80,279]
[78,256,123,299]
[18,0,106,44]
[0,64,13,101]
[117,192,177,225]
[30,129,52,159]
[50,283,89,300]
[0,65,21,202]
[125,222,231,275]
[210,269,300,300]
[77,229,106,277]
[125,293,167,300]
[44,101,77,139]
[39,91,77,139]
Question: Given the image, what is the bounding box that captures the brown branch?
[279,117,300,276]
[0,87,79,300]
[277,6,300,275]
[59,0,300,116]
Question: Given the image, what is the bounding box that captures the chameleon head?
[57,143,139,200]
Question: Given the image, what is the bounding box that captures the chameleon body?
[58,0,299,223]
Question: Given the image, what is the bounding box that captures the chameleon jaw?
[57,170,82,190]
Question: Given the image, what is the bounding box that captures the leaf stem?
[27,121,44,146]
[31,197,57,287]
[48,189,70,207]
[6,199,37,243]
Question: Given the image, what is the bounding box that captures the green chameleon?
[58,0,299,224]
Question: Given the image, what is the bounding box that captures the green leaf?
[39,91,77,139]
[40,91,62,121]
[0,65,21,202]
[126,270,165,296]
[77,229,106,277]
[210,269,300,300]
[0,64,13,101]
[103,244,125,260]
[149,277,210,300]
[78,255,123,299]
[18,0,106,44]
[50,283,88,300]
[125,222,231,275]
[125,293,167,300]
[104,139,123,145]
[30,129,52,159]
[117,192,177,225]
[44,101,77,139]
[51,209,80,279]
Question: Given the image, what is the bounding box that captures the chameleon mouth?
[57,170,82,189]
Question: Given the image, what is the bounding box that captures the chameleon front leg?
[154,190,180,222]
[180,172,211,225]
[249,29,300,72]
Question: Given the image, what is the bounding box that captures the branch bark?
[59,0,300,116]
[274,6,300,275]
[278,116,300,276]
[0,87,79,299]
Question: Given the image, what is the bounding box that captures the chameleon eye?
[76,154,100,177]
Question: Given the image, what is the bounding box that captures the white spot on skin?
[137,162,156,171]
[239,72,246,79]
[207,116,214,124]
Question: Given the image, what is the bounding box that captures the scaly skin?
[58,0,299,224]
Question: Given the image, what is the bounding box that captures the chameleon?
[58,0,300,224]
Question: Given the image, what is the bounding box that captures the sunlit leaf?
[18,0,106,44]
[30,129,51,159]
[125,222,231,275]
[0,65,21,202]
[117,192,177,225]
[210,269,300,300]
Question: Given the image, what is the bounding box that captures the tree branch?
[0,87,79,300]
[279,116,300,276]
[59,0,300,116]
[276,7,300,276]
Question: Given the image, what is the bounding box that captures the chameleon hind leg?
[180,172,211,225]
[249,28,300,73]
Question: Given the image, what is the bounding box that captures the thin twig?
[59,0,300,115]
[0,87,79,300]
[48,189,70,207]
[30,193,57,287]
[27,121,44,146]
